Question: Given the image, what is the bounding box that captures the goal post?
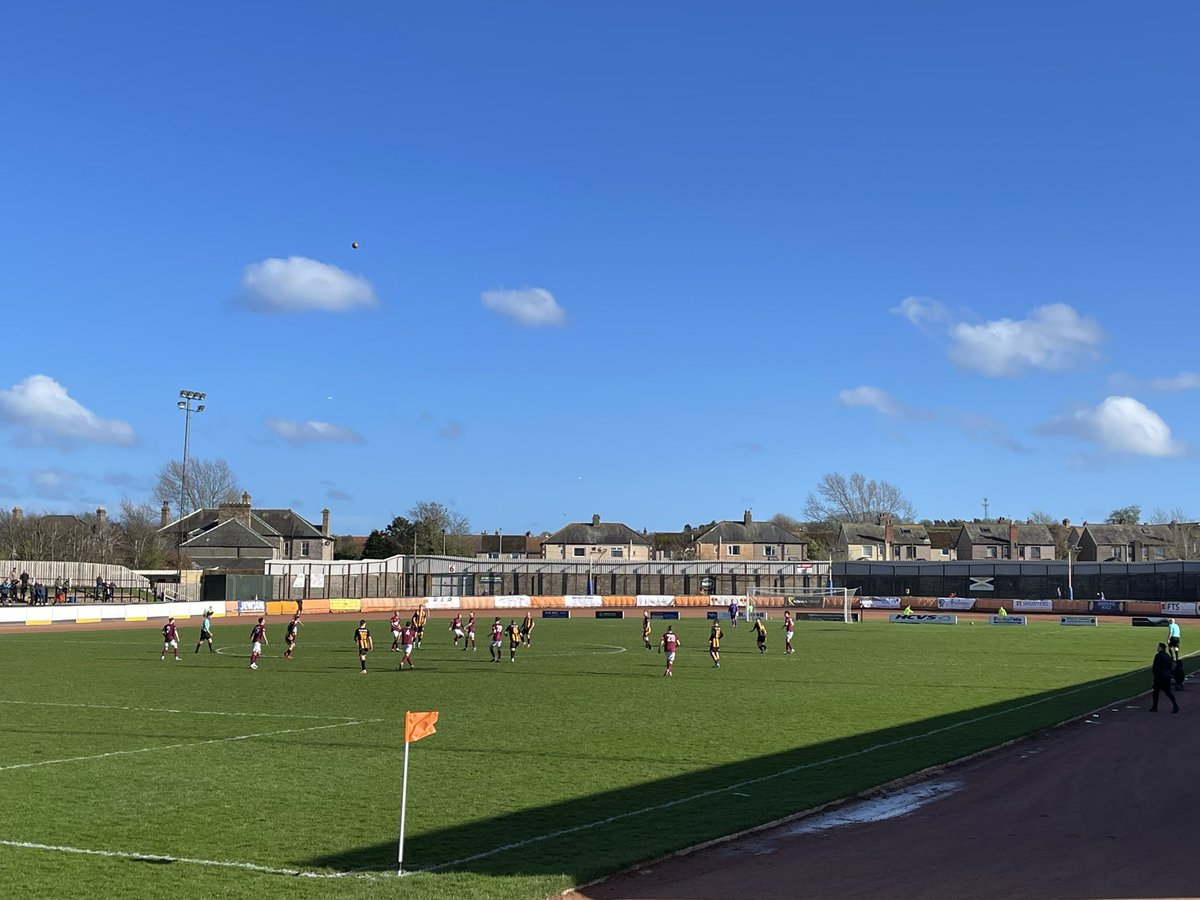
[746,586,857,623]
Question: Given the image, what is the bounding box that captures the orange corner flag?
[404,711,439,744]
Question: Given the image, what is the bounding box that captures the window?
[728,545,741,556]
[1151,546,1166,560]
[904,545,917,560]
[939,548,950,557]
[300,541,310,557]
[763,546,777,559]
[488,552,499,560]
[573,547,586,557]
[860,545,874,558]
[985,545,998,558]
[611,547,624,558]
[1028,546,1041,559]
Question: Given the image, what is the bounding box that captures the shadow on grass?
[303,660,1190,883]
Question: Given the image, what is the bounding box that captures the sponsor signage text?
[1060,616,1098,626]
[889,613,957,625]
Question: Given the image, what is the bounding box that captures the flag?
[404,710,438,744]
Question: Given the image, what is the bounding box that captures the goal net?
[746,586,857,623]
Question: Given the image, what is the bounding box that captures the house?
[691,511,807,561]
[926,526,959,561]
[955,520,1055,561]
[1076,523,1176,562]
[471,531,542,560]
[837,521,932,561]
[541,514,653,562]
[158,493,333,571]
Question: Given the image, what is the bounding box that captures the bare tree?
[115,499,171,569]
[1027,510,1057,525]
[152,458,242,518]
[1105,505,1141,525]
[802,472,915,523]
[409,500,472,555]
[1149,507,1196,559]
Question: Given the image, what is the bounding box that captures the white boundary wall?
[0,600,214,626]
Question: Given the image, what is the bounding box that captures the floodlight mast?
[177,389,206,524]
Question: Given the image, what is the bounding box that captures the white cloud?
[239,257,378,313]
[481,288,566,327]
[890,296,950,332]
[838,384,1021,450]
[1151,371,1200,392]
[947,303,1104,376]
[838,386,904,417]
[0,375,137,447]
[1042,396,1183,457]
[266,419,365,445]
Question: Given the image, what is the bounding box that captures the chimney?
[96,507,107,526]
[219,492,253,528]
[592,514,601,527]
[161,501,171,527]
[743,509,752,526]
[321,508,331,537]
[884,520,894,560]
[1009,521,1019,558]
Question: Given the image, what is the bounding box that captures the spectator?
[95,575,105,602]
[0,579,10,604]
[54,576,64,603]
[106,580,116,602]
[19,570,30,603]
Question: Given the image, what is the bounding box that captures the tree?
[114,500,171,569]
[362,517,412,559]
[802,472,915,523]
[1105,505,1141,525]
[1027,510,1057,525]
[152,457,242,519]
[409,500,472,555]
[333,535,364,560]
[361,501,474,558]
[1149,507,1196,559]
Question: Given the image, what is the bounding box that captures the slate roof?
[191,556,269,572]
[961,523,1055,545]
[926,527,960,551]
[162,506,323,541]
[1083,524,1172,547]
[181,518,275,550]
[542,521,652,546]
[840,523,930,546]
[695,521,806,545]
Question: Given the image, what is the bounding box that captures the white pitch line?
[0,699,358,722]
[424,667,1151,872]
[0,719,380,772]
[0,838,375,880]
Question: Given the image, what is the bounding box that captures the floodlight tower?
[177,390,206,522]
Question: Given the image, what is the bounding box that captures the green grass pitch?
[0,615,1177,899]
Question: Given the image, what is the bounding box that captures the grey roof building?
[542,515,653,561]
[692,511,808,561]
[159,492,333,571]
[956,521,1055,560]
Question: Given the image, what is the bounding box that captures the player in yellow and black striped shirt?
[642,611,653,650]
[709,622,722,668]
[507,620,522,662]
[353,620,373,673]
[752,617,767,653]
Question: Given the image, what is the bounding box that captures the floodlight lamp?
[197,405,205,412]
[177,401,186,409]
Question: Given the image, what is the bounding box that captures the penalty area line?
[0,719,381,772]
[0,838,376,880]
[424,667,1152,872]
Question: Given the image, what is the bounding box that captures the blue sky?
[1,2,1198,536]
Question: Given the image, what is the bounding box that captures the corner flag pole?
[397,710,438,877]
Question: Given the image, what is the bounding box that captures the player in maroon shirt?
[464,612,477,652]
[450,613,464,647]
[160,617,180,661]
[389,612,402,652]
[660,626,680,676]
[489,618,504,663]
[398,622,416,670]
[249,617,267,670]
[784,611,795,655]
